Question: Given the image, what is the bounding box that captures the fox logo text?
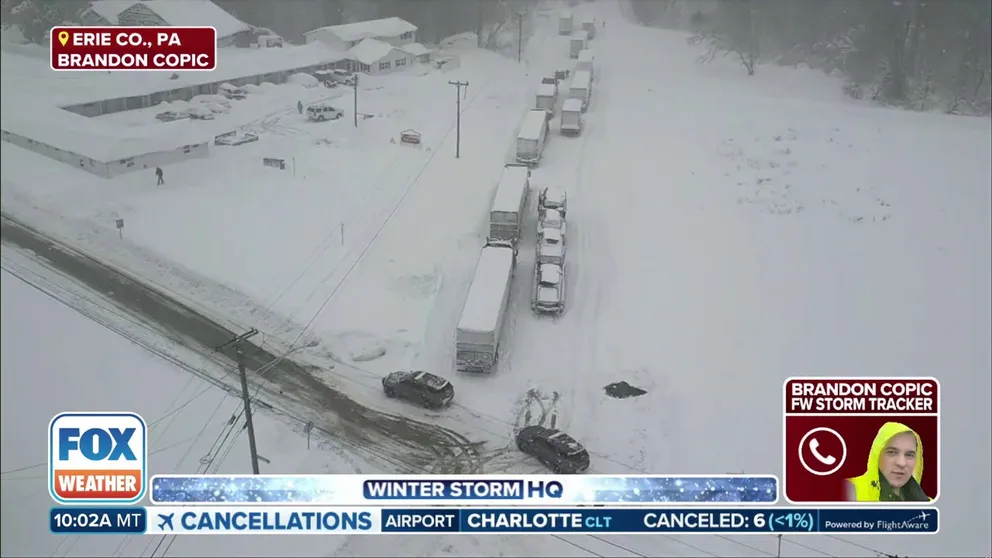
[49,412,147,504]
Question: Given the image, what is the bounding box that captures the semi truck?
[456,244,516,372]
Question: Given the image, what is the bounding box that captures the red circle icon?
[798,427,847,476]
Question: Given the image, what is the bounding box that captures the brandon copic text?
[50,27,216,71]
[786,378,938,413]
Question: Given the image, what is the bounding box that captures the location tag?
[58,30,69,47]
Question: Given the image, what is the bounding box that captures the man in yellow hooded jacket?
[846,421,932,502]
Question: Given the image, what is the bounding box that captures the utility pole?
[448,81,468,158]
[216,328,261,474]
[516,11,526,63]
[353,73,359,128]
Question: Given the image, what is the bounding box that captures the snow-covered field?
[0,253,364,557]
[2,0,990,556]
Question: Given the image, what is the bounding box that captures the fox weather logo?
[48,412,147,504]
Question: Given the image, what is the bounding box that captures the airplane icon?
[913,511,931,522]
[157,513,175,531]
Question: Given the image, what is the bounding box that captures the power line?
[6,262,838,558]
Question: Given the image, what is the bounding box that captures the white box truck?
[570,30,588,58]
[516,109,550,166]
[456,244,516,372]
[576,49,595,81]
[559,11,573,35]
[488,164,531,247]
[568,70,592,112]
[560,98,584,136]
[582,17,597,39]
[535,83,557,119]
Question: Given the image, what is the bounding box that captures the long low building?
[1,94,211,178]
[0,42,349,116]
[0,41,352,175]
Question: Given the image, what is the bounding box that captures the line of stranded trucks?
[377,10,601,475]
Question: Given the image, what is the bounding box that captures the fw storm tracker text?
[788,379,936,412]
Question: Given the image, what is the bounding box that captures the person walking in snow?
[155,166,164,185]
[297,100,303,115]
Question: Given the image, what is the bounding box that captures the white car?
[533,263,565,315]
[203,102,229,114]
[187,106,215,120]
[538,227,566,262]
[191,94,232,109]
[155,110,188,122]
[306,103,344,122]
[538,208,566,237]
[539,186,567,217]
[218,83,247,100]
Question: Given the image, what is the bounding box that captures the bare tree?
[687,0,761,76]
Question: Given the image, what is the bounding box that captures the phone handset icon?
[809,438,837,465]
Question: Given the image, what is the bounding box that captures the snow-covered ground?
[2,0,990,556]
[0,252,366,557]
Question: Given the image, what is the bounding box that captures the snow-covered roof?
[572,30,588,41]
[414,371,449,390]
[491,165,530,213]
[578,49,594,62]
[541,228,562,243]
[542,209,563,225]
[1,44,347,107]
[547,431,584,454]
[400,43,431,56]
[348,38,402,65]
[307,17,417,43]
[562,98,584,112]
[540,244,563,259]
[457,246,515,334]
[1,100,209,161]
[570,70,592,89]
[543,187,566,205]
[537,286,559,303]
[87,1,251,39]
[536,83,557,97]
[518,109,548,141]
[540,264,562,284]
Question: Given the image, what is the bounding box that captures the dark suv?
[382,371,454,410]
[516,425,590,473]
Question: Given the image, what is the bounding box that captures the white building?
[345,38,414,74]
[304,17,417,51]
[400,42,433,65]
[80,0,255,47]
[1,106,210,178]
